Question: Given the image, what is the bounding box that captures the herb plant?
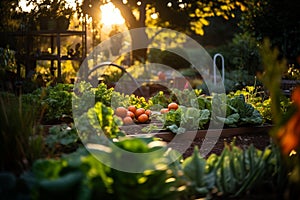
[0,93,44,175]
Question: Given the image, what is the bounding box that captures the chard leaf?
[229,94,254,118]
[240,109,263,125]
[182,147,209,196]
[198,109,210,129]
[216,113,240,127]
[167,124,185,134]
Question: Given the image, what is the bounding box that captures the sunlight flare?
[100,2,125,26]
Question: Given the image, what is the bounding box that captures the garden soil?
[121,122,272,159]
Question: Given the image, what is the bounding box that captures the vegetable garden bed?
[123,122,273,158]
[125,123,273,142]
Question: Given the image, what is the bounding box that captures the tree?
[0,0,21,32]
[239,0,300,62]
[82,0,248,63]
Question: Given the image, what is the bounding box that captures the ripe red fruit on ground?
[128,105,137,114]
[115,107,128,118]
[127,111,135,119]
[137,113,149,123]
[145,109,151,116]
[123,116,134,125]
[158,71,166,81]
[135,108,145,117]
[160,108,169,114]
[168,102,179,111]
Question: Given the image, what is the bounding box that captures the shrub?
[209,32,262,76]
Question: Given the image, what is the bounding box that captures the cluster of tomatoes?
[115,102,179,126]
[160,102,179,114]
[115,105,151,125]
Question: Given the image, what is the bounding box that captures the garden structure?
[0,21,87,85]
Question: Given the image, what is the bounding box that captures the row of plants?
[20,80,288,128]
[1,80,279,174]
[1,81,286,169]
[0,137,289,199]
[21,82,151,124]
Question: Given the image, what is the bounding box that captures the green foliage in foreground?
[204,143,285,198]
[20,138,186,200]
[0,138,288,200]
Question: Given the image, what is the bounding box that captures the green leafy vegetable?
[182,147,210,197]
[228,94,263,126]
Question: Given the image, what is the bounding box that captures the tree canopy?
[0,0,249,62]
[83,0,246,35]
[0,0,23,31]
[82,0,247,62]
[4,0,298,64]
[239,0,300,61]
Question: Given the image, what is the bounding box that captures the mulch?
[182,132,272,159]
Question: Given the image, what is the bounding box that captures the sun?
[100,2,125,26]
[18,0,35,12]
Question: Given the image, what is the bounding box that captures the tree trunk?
[112,0,149,63]
[130,29,149,63]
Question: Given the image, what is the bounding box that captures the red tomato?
[145,109,152,116]
[123,116,134,125]
[137,114,149,123]
[158,71,166,81]
[115,107,128,118]
[128,105,137,114]
[127,111,135,119]
[160,108,169,114]
[168,102,179,111]
[135,108,145,117]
